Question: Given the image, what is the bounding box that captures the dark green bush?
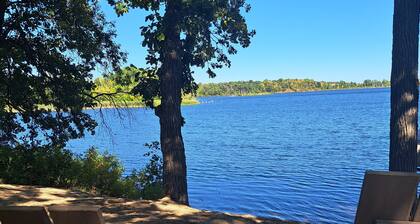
[0,143,163,200]
[77,148,125,197]
[124,141,164,200]
[0,146,80,187]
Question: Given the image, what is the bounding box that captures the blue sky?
[100,0,393,84]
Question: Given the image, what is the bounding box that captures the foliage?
[0,0,125,147]
[93,66,199,107]
[0,143,163,200]
[0,145,80,187]
[76,148,125,196]
[107,0,255,109]
[124,141,163,200]
[198,79,391,96]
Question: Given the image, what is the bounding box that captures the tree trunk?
[389,0,419,172]
[156,0,189,205]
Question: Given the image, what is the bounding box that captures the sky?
[100,0,394,84]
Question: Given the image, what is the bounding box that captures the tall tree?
[389,0,419,172]
[0,0,125,147]
[109,0,254,204]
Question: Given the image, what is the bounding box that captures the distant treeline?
[93,77,198,107]
[94,76,390,104]
[197,79,390,96]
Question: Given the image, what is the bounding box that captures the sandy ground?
[0,184,302,224]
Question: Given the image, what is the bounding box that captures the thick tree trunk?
[389,0,419,172]
[156,0,189,205]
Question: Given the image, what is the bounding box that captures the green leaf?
[156,33,165,41]
[115,2,129,16]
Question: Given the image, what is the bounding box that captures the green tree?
[197,79,390,96]
[389,0,419,172]
[109,0,254,204]
[0,0,125,147]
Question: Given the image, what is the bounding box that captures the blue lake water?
[68,88,390,223]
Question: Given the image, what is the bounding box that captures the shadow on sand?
[0,184,303,224]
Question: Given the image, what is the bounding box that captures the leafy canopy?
[0,0,125,146]
[108,0,255,108]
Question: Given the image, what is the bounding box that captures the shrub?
[0,146,80,187]
[0,142,164,200]
[77,148,125,197]
[124,141,163,200]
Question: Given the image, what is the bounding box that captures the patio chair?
[354,171,420,224]
[0,206,53,224]
[48,205,105,224]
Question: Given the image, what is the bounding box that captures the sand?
[0,184,302,224]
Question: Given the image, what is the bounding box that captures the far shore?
[198,86,390,98]
[81,86,389,110]
[29,99,200,112]
[87,99,200,110]
[0,184,302,224]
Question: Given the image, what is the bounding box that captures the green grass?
[97,96,200,109]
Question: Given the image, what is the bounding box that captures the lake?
[68,88,390,223]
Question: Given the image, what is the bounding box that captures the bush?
[0,146,80,187]
[77,148,125,197]
[0,143,164,200]
[124,141,164,200]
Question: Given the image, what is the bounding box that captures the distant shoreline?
[82,99,199,110]
[197,86,390,98]
[89,100,199,110]
[80,87,389,110]
[32,99,200,112]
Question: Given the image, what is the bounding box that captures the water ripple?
[68,88,390,223]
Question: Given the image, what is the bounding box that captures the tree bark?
[156,0,189,205]
[389,0,419,172]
